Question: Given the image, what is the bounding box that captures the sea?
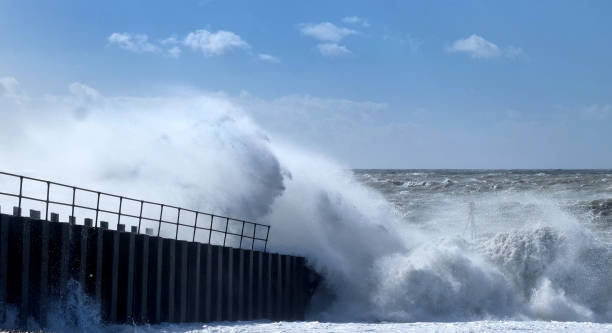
[159,170,612,332]
[3,170,612,332]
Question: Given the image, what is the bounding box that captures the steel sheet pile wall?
[0,213,309,329]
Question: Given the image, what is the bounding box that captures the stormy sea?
[5,169,612,332]
[133,169,612,331]
[2,97,612,332]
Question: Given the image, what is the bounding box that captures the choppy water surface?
[354,169,612,243]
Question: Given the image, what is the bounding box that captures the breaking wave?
[1,83,612,325]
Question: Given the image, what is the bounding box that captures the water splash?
[2,83,612,323]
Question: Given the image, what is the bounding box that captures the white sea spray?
[1,84,612,328]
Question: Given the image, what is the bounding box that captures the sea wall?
[0,212,311,329]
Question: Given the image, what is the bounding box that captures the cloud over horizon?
[0,76,29,104]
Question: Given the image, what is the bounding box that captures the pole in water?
[465,201,476,241]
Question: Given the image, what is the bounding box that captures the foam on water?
[107,320,612,332]
[1,84,612,330]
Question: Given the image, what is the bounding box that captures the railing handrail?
[0,170,270,251]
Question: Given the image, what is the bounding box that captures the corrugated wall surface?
[0,213,309,328]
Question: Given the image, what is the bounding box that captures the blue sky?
[1,0,611,168]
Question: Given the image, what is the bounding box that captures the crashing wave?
[2,84,612,324]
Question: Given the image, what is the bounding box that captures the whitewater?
[1,84,612,331]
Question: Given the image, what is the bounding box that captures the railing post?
[223,217,229,247]
[45,181,50,221]
[192,213,199,242]
[18,176,23,209]
[118,197,123,226]
[251,223,255,251]
[71,187,76,218]
[264,226,270,252]
[208,215,213,244]
[157,204,164,237]
[175,208,181,240]
[137,200,144,233]
[95,192,100,227]
[239,221,245,249]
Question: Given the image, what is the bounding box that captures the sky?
[1,0,611,169]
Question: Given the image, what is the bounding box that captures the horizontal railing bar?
[0,192,46,202]
[0,190,24,198]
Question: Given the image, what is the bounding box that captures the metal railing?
[0,171,270,251]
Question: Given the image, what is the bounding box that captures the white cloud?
[69,82,101,101]
[168,46,182,58]
[160,36,183,58]
[342,16,370,27]
[317,43,351,57]
[108,33,160,53]
[447,34,500,58]
[299,22,357,42]
[447,34,524,59]
[258,53,281,63]
[160,35,180,45]
[109,30,251,58]
[108,32,183,58]
[184,29,248,56]
[0,76,28,104]
[109,29,263,59]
